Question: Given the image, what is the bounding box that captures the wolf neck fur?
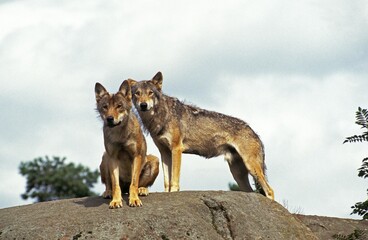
[103,115,131,144]
[138,94,172,136]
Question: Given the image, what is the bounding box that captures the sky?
[0,0,367,219]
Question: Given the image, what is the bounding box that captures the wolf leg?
[248,163,274,200]
[129,155,143,207]
[138,154,160,196]
[108,158,123,208]
[237,145,274,200]
[233,140,274,200]
[100,153,112,198]
[226,153,253,192]
[158,147,172,192]
[170,145,182,192]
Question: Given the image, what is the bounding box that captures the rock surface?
[296,214,368,239]
[0,191,366,239]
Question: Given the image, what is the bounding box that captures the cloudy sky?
[1,0,367,219]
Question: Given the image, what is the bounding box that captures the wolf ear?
[95,82,108,102]
[119,80,132,101]
[126,78,137,86]
[151,71,163,92]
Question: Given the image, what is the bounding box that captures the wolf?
[127,72,274,200]
[95,80,159,208]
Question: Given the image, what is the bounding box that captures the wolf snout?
[106,116,114,124]
[140,102,148,111]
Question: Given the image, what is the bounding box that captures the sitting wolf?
[95,80,159,208]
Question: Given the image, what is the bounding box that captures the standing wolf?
[95,80,159,208]
[128,72,274,200]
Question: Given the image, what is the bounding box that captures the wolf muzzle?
[106,116,120,127]
[140,102,148,111]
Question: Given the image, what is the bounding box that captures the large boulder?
[0,191,358,239]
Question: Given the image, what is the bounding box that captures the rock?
[0,190,357,239]
[296,214,368,240]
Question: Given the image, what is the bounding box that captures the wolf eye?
[148,90,154,96]
[102,104,108,111]
[117,104,123,109]
[135,91,141,97]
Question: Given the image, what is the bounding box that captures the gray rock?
[296,214,368,240]
[0,191,333,239]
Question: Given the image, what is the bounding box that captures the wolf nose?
[140,102,148,111]
[106,116,114,124]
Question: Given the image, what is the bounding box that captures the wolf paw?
[109,199,123,209]
[170,186,180,192]
[138,187,149,196]
[129,197,142,207]
[102,190,112,199]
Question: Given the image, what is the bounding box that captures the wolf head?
[95,80,132,128]
[128,72,163,112]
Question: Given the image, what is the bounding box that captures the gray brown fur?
[128,72,274,200]
[95,80,159,208]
